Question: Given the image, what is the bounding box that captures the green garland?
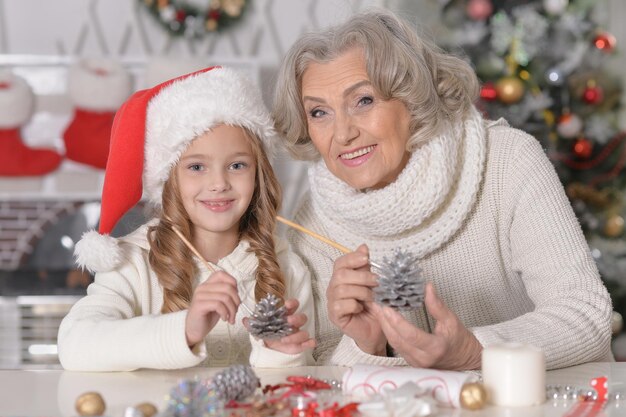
[139,0,248,37]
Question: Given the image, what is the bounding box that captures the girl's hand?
[327,244,386,356]
[373,282,483,370]
[245,299,316,354]
[185,271,241,348]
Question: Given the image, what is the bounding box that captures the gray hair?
[273,9,480,161]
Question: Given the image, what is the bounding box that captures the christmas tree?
[436,0,626,319]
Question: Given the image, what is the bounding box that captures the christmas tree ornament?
[75,391,106,416]
[582,81,604,105]
[466,0,493,21]
[495,76,525,104]
[566,183,610,208]
[248,293,294,339]
[0,71,62,176]
[544,67,564,86]
[63,58,132,169]
[373,249,425,310]
[557,113,583,139]
[460,382,487,410]
[480,82,498,101]
[573,138,593,159]
[543,0,568,15]
[593,31,616,53]
[164,379,223,417]
[612,311,623,335]
[208,364,260,402]
[604,215,624,238]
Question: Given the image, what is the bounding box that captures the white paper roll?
[482,343,546,407]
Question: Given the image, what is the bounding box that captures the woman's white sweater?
[289,120,613,370]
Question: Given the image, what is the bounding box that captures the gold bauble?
[495,76,525,104]
[460,382,488,410]
[75,392,106,416]
[206,18,218,31]
[604,214,625,237]
[135,402,158,417]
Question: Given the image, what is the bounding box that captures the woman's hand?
[327,244,387,356]
[252,299,316,355]
[185,271,241,348]
[374,282,482,370]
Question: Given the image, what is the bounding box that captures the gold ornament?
[206,18,218,31]
[566,183,610,208]
[460,382,487,410]
[135,402,158,417]
[223,0,243,16]
[75,392,106,416]
[604,214,624,237]
[495,76,525,104]
[157,0,168,10]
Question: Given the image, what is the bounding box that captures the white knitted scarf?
[309,107,487,260]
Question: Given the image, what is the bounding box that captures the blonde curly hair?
[148,128,285,313]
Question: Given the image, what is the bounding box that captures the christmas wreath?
[140,0,248,37]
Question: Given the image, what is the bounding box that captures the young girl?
[58,67,315,371]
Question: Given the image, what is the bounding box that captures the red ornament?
[466,0,493,21]
[573,138,593,159]
[175,9,186,22]
[582,83,603,105]
[593,32,616,53]
[207,8,221,20]
[480,82,498,101]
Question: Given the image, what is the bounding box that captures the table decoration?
[75,391,107,416]
[341,364,479,408]
[482,343,545,406]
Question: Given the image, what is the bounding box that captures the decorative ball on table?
[164,379,222,417]
[247,293,294,339]
[373,249,425,310]
[495,76,525,104]
[208,364,260,403]
[75,392,106,416]
[134,402,158,417]
[460,382,488,410]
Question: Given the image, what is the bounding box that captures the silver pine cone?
[208,365,260,402]
[373,249,424,310]
[248,293,294,339]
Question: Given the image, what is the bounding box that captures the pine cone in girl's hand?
[247,293,294,339]
[373,249,425,310]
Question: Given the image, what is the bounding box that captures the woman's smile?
[338,145,377,167]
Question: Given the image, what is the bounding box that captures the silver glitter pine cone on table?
[373,248,425,310]
[248,293,294,339]
[208,365,260,402]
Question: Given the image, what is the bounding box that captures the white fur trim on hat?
[144,67,277,204]
[74,230,124,273]
[0,71,34,128]
[68,58,133,111]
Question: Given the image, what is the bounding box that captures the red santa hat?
[74,66,277,273]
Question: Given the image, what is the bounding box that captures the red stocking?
[0,73,62,176]
[63,58,132,169]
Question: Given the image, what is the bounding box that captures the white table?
[0,363,625,416]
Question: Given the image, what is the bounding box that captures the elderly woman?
[272,9,613,370]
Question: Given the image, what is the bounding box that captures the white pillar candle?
[482,343,546,407]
